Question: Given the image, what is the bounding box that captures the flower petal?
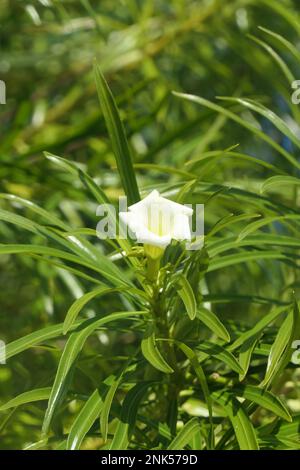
[119,190,193,248]
[171,213,192,240]
[135,225,172,248]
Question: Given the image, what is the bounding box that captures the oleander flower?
[119,190,193,260]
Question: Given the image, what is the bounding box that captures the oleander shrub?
[0,0,300,451]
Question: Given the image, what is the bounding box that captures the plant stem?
[146,256,161,282]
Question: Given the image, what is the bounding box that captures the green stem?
[146,256,161,282]
[145,255,181,426]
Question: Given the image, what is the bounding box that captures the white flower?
[119,190,193,258]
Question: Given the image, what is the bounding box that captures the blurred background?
[1,0,300,449]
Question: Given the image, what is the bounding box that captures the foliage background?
[0,0,300,450]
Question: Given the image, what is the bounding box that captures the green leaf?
[42,310,145,434]
[238,334,260,381]
[235,215,300,243]
[94,62,140,205]
[207,212,262,239]
[177,342,214,449]
[262,301,300,388]
[197,307,230,342]
[173,92,300,170]
[109,382,151,450]
[197,342,244,375]
[218,97,300,151]
[141,324,174,374]
[190,431,203,450]
[208,250,290,273]
[6,320,83,360]
[248,33,294,83]
[100,375,123,442]
[44,153,133,256]
[0,388,51,411]
[229,304,288,352]
[219,96,300,148]
[258,415,300,447]
[212,391,259,450]
[0,192,129,277]
[261,176,300,194]
[55,440,67,450]
[66,389,103,450]
[203,292,287,306]
[233,385,291,422]
[0,193,69,230]
[259,1,300,34]
[186,149,284,175]
[209,234,300,257]
[258,26,300,63]
[44,152,110,206]
[134,162,194,179]
[167,417,200,450]
[177,275,197,321]
[23,439,50,451]
[63,286,126,334]
[0,243,131,288]
[0,208,40,234]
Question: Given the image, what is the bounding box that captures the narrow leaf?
[100,375,123,442]
[197,342,244,375]
[212,391,259,450]
[141,324,174,374]
[167,417,200,450]
[234,385,291,422]
[261,176,300,194]
[177,275,197,320]
[63,286,126,334]
[262,301,300,388]
[66,389,103,450]
[197,307,230,342]
[42,311,145,434]
[238,334,260,381]
[109,382,151,450]
[177,342,214,448]
[0,388,51,411]
[94,62,140,205]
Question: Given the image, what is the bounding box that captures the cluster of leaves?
[0,0,300,451]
